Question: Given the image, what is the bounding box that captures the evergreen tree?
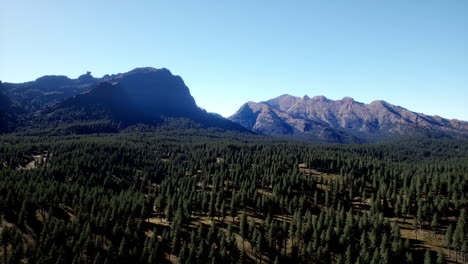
[118,237,127,257]
[0,227,9,264]
[445,224,453,258]
[406,252,414,264]
[345,244,352,264]
[239,211,248,249]
[436,250,445,264]
[424,249,432,264]
[93,252,102,264]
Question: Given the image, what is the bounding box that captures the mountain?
[1,68,198,117]
[100,68,199,117]
[6,68,246,133]
[1,72,97,112]
[230,94,468,143]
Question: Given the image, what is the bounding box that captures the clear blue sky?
[1,0,467,120]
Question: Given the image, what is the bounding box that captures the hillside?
[0,89,22,133]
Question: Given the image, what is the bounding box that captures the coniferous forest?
[0,125,467,264]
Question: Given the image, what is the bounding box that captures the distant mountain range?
[0,68,246,133]
[1,68,467,142]
[230,94,468,143]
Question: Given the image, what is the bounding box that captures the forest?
[0,126,466,264]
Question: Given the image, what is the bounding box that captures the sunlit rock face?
[230,94,468,143]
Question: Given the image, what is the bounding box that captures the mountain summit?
[230,94,468,143]
[100,67,199,117]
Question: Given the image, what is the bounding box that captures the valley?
[0,130,466,263]
[0,68,466,263]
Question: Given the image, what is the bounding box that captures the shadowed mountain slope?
[8,68,247,133]
[0,87,23,133]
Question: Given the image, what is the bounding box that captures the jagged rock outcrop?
[100,67,199,117]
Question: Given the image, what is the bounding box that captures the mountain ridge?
[3,69,467,141]
[230,94,468,143]
[2,68,248,134]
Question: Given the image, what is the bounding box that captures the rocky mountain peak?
[341,97,355,104]
[230,95,468,143]
[78,71,94,82]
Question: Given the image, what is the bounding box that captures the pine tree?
[445,224,453,258]
[208,193,216,220]
[148,250,156,264]
[0,228,9,264]
[227,223,233,240]
[404,239,410,250]
[220,200,226,223]
[230,194,237,222]
[196,240,206,264]
[431,213,439,237]
[359,245,370,263]
[345,244,352,264]
[424,249,432,264]
[381,248,389,264]
[172,228,181,256]
[207,224,216,246]
[335,254,344,264]
[249,218,256,242]
[187,242,196,264]
[405,251,414,264]
[413,219,419,239]
[255,231,264,264]
[436,250,445,264]
[462,240,467,264]
[208,245,217,264]
[370,248,380,264]
[18,199,28,225]
[453,209,466,262]
[274,256,280,264]
[238,248,246,264]
[93,252,102,264]
[118,237,127,257]
[239,211,248,249]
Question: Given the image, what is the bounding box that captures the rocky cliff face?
[100,68,199,117]
[230,94,468,142]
